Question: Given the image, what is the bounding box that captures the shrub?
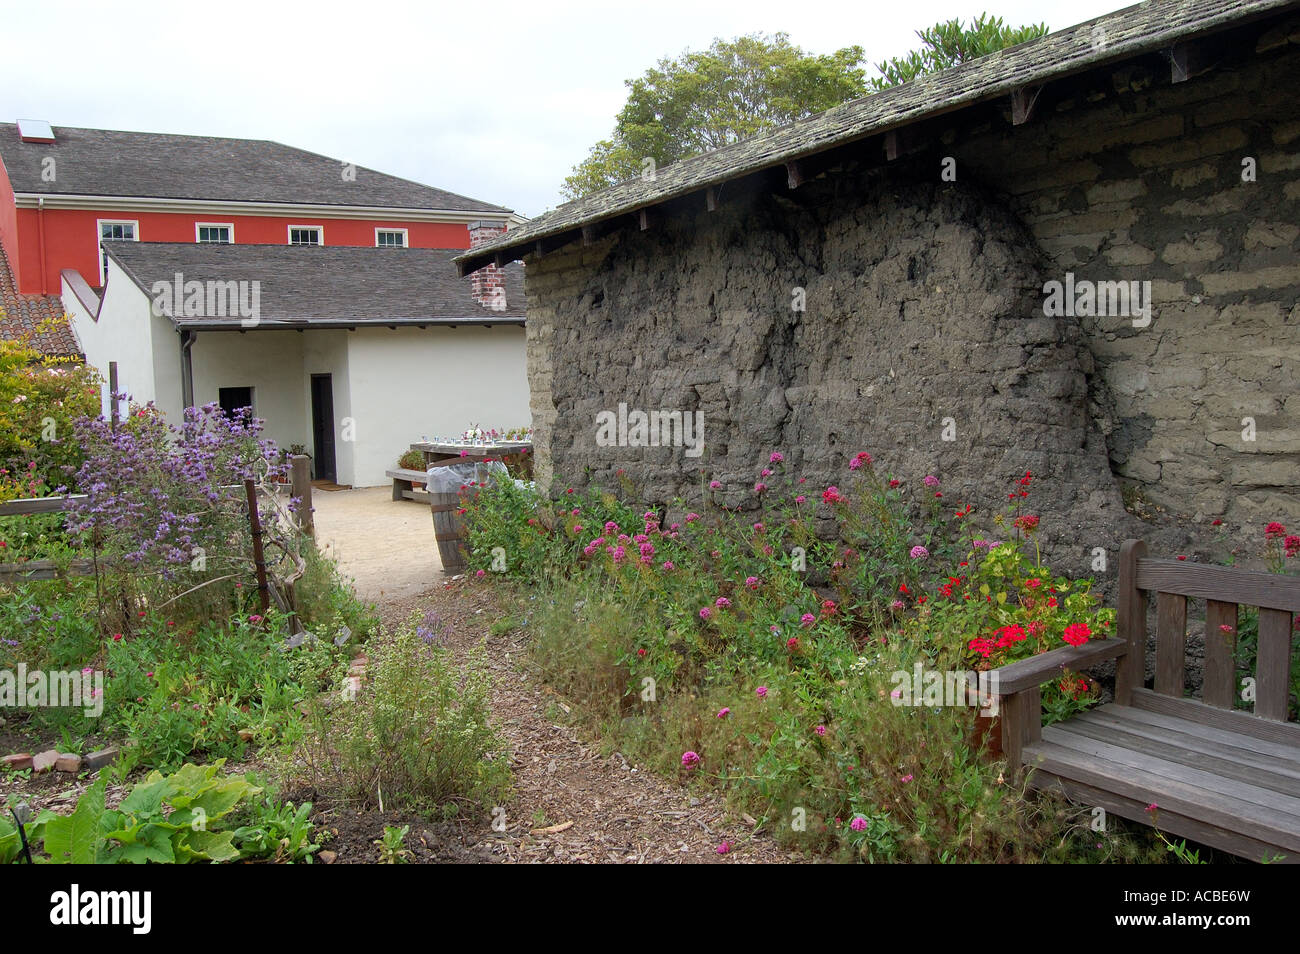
[295,613,510,817]
[0,330,100,502]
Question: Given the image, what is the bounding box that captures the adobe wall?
[522,33,1300,571]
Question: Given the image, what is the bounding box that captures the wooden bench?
[386,468,429,502]
[992,538,1300,863]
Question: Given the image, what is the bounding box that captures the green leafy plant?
[17,760,305,864]
[376,824,411,863]
[230,792,319,863]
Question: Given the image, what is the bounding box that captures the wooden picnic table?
[408,440,532,468]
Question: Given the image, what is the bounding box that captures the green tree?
[871,14,1048,91]
[563,16,1051,200]
[562,33,867,199]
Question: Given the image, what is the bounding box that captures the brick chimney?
[468,220,508,312]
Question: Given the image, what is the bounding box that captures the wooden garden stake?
[244,479,270,619]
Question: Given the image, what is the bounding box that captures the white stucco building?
[62,242,529,487]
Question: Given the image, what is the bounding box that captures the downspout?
[36,196,48,294]
[179,330,196,410]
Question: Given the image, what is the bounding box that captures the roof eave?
[171,316,526,330]
[14,193,515,223]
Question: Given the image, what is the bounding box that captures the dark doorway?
[310,374,337,483]
[218,386,253,421]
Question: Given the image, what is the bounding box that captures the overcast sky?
[3,0,1129,219]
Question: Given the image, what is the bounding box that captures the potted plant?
[399,449,427,490]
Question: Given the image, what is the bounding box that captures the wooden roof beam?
[785,160,803,189]
[1011,85,1043,125]
[1167,40,1218,83]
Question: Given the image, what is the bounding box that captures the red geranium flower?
[1062,623,1091,647]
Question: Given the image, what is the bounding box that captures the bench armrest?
[986,637,1128,777]
[988,637,1128,695]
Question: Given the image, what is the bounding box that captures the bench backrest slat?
[1258,608,1295,722]
[1203,599,1240,710]
[1154,592,1187,697]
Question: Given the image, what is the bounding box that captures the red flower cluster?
[994,624,1027,648]
[1059,676,1091,700]
[1062,623,1092,647]
[1013,514,1040,533]
[822,486,844,504]
[1265,521,1286,540]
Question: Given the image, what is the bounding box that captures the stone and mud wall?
[522,32,1300,577]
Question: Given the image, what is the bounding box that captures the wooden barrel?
[429,492,468,572]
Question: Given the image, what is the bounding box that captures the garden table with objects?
[408,439,532,469]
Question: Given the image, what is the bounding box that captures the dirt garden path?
[314,489,805,863]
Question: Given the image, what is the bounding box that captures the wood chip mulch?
[372,581,810,864]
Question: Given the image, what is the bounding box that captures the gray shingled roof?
[456,0,1295,273]
[103,242,524,328]
[0,124,510,213]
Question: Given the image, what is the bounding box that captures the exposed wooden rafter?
[785,160,803,189]
[1011,85,1043,125]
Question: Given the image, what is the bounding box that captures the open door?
[310,374,337,483]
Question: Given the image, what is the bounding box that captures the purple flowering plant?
[64,401,294,623]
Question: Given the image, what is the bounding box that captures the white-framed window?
[196,222,234,244]
[97,219,138,283]
[288,225,323,246]
[375,228,408,248]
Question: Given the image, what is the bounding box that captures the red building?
[0,120,518,297]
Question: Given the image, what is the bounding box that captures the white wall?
[189,332,308,454]
[344,325,530,487]
[62,260,178,419]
